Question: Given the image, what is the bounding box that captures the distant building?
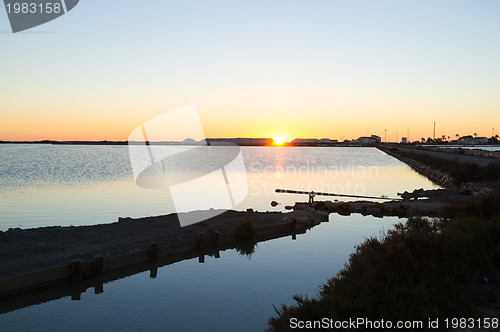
[318,138,338,144]
[205,138,273,145]
[457,136,488,145]
[458,136,474,145]
[401,137,407,144]
[355,135,381,144]
[290,138,319,145]
[474,137,489,144]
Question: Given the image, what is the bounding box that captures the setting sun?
[273,136,287,145]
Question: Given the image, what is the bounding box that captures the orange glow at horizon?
[0,104,498,142]
[272,136,287,145]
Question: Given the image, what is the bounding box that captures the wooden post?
[292,233,296,240]
[70,260,82,282]
[215,250,220,259]
[150,266,158,279]
[199,254,205,263]
[150,242,158,262]
[94,255,103,277]
[198,233,205,250]
[94,279,104,294]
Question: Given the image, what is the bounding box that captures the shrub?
[267,215,500,331]
[235,220,256,240]
[444,188,500,218]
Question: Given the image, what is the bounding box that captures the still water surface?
[0,215,396,332]
[0,145,440,331]
[0,145,438,230]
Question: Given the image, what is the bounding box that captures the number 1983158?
[444,317,498,329]
[5,2,62,14]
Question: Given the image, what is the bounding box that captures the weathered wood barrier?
[0,209,327,307]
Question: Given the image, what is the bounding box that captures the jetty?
[0,208,327,303]
[288,188,476,218]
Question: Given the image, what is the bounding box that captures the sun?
[273,136,287,145]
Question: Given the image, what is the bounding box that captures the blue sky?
[1,1,499,141]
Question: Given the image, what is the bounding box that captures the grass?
[267,191,500,331]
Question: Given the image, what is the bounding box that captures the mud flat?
[0,209,327,299]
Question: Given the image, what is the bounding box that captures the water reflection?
[0,217,303,314]
[0,146,440,230]
[0,214,401,331]
[234,241,258,259]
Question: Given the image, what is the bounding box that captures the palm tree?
[455,134,459,139]
[421,137,425,143]
[473,132,478,138]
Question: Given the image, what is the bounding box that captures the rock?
[381,206,393,213]
[6,227,22,235]
[322,201,337,212]
[337,202,351,211]
[289,209,327,225]
[337,210,352,216]
[293,203,308,211]
[316,210,330,218]
[365,207,382,216]
[304,207,316,214]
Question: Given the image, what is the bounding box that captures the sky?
[1,0,499,142]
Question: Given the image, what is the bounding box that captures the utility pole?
[407,129,409,142]
[384,129,387,143]
[433,121,436,140]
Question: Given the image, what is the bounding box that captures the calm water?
[0,145,438,230]
[0,145,440,331]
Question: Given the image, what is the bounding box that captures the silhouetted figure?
[308,191,316,204]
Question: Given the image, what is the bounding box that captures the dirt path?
[394,147,495,166]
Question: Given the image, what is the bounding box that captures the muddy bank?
[0,208,327,297]
[416,145,500,161]
[378,146,457,187]
[378,146,499,195]
[290,188,478,219]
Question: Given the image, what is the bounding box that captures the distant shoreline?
[1,140,499,148]
[0,140,372,147]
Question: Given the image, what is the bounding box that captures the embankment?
[0,208,327,299]
[378,146,500,194]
